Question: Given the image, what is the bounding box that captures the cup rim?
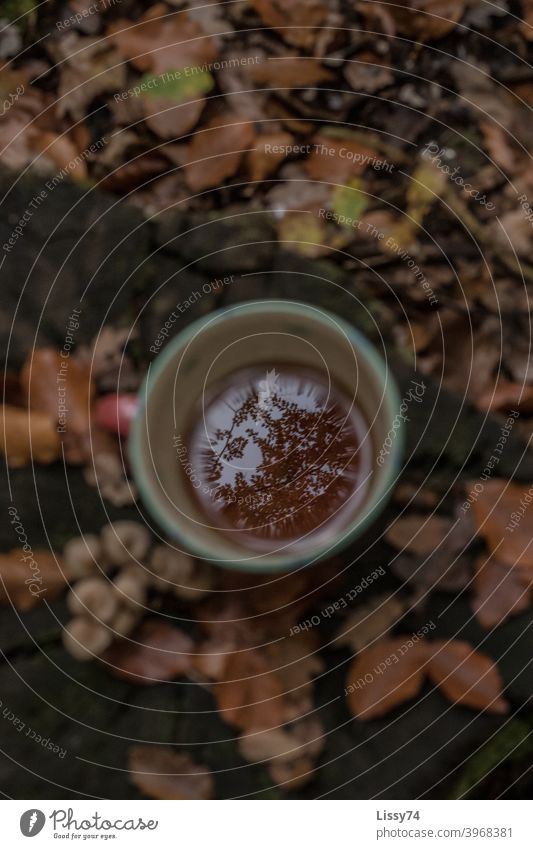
[129,299,404,571]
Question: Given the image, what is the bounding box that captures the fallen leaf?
[427,640,509,714]
[304,135,378,183]
[251,0,329,49]
[472,554,532,628]
[0,549,67,610]
[138,68,214,139]
[476,381,533,414]
[213,649,287,731]
[346,638,429,719]
[334,595,407,653]
[331,178,369,225]
[0,405,60,468]
[101,620,194,684]
[479,120,517,173]
[470,479,533,568]
[407,159,446,225]
[22,349,95,465]
[249,57,334,87]
[385,0,465,41]
[386,514,455,557]
[129,747,213,799]
[246,132,293,182]
[31,131,87,181]
[183,114,255,191]
[109,8,218,75]
[276,212,331,257]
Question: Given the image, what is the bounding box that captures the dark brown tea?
[185,365,372,553]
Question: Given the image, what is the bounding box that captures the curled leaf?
[346,638,429,719]
[183,114,255,191]
[427,641,509,714]
[101,620,194,684]
[129,747,213,799]
[0,405,60,467]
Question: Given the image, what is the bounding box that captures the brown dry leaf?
[384,0,465,41]
[129,747,213,800]
[249,57,333,87]
[520,0,533,39]
[470,479,533,569]
[22,349,95,465]
[213,649,287,731]
[251,0,329,49]
[183,114,255,191]
[344,52,394,94]
[0,85,56,173]
[304,135,377,183]
[386,514,455,557]
[427,640,509,714]
[102,620,194,684]
[246,132,293,182]
[31,131,87,182]
[497,208,533,257]
[472,554,532,628]
[0,405,60,468]
[479,120,517,173]
[476,381,533,414]
[47,32,127,120]
[143,95,205,140]
[346,638,429,719]
[334,595,407,652]
[0,549,67,610]
[108,7,218,75]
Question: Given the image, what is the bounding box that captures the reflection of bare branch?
[194,372,362,542]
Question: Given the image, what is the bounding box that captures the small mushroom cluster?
[62,521,214,661]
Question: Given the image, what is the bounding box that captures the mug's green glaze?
[129,301,403,572]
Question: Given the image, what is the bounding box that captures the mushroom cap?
[111,607,142,637]
[67,577,119,623]
[63,534,105,579]
[63,617,112,661]
[113,569,147,608]
[150,545,194,590]
[101,521,151,565]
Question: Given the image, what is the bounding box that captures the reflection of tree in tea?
[189,367,369,548]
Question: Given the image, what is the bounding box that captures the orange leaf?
[129,747,213,799]
[249,57,333,87]
[0,548,67,610]
[472,555,531,628]
[251,0,329,49]
[0,405,60,468]
[108,8,217,75]
[304,135,377,183]
[213,649,287,731]
[21,349,95,465]
[184,114,255,191]
[476,382,533,414]
[102,620,194,684]
[470,479,533,568]
[346,638,429,719]
[427,640,509,714]
[246,132,293,182]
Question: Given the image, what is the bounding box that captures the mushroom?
[63,534,106,580]
[113,568,147,608]
[150,546,214,599]
[67,577,118,623]
[100,521,151,566]
[111,607,142,637]
[150,545,193,591]
[62,617,112,661]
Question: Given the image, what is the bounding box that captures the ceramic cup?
[129,300,403,571]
